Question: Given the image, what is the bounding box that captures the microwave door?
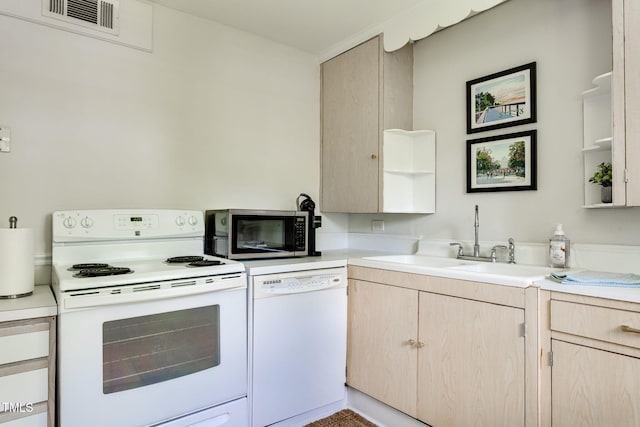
[235,218,290,255]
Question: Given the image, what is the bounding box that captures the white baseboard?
[263,387,426,427]
[266,398,346,427]
[346,388,427,427]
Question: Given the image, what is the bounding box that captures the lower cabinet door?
[417,292,525,427]
[346,279,419,417]
[552,339,640,426]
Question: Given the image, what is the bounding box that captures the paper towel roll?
[0,227,34,298]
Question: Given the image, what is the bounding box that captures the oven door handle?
[62,276,246,311]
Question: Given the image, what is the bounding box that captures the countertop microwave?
[204,209,308,260]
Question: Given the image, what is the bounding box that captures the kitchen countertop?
[346,250,640,303]
[347,256,545,288]
[244,251,640,303]
[538,278,640,304]
[241,249,387,276]
[4,254,640,320]
[0,285,57,322]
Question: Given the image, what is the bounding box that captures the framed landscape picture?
[466,62,536,134]
[467,130,537,193]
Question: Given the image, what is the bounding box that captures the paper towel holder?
[0,215,35,299]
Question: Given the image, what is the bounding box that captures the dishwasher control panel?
[252,267,346,298]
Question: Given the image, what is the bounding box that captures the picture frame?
[466,62,536,134]
[467,130,537,193]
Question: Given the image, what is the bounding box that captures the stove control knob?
[63,216,76,229]
[80,216,94,228]
[188,216,198,226]
[175,216,186,226]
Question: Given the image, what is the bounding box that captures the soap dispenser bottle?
[549,224,570,268]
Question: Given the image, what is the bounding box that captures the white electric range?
[51,209,248,427]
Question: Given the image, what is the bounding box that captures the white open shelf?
[582,72,615,208]
[582,72,612,149]
[582,137,612,152]
[382,129,435,213]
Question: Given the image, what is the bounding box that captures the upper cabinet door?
[623,0,640,205]
[321,36,381,213]
[321,35,421,214]
[584,0,639,207]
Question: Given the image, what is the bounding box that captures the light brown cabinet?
[551,340,640,426]
[347,266,531,426]
[584,0,640,207]
[0,316,56,427]
[418,292,524,426]
[544,292,640,426]
[320,35,415,213]
[613,0,640,206]
[347,278,418,416]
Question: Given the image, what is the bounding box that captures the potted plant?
[588,162,612,203]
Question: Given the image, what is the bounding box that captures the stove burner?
[166,256,205,263]
[70,263,110,270]
[74,267,133,278]
[188,260,223,267]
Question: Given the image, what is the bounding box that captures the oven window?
[102,305,220,394]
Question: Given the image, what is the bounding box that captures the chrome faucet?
[448,205,517,264]
[507,238,516,264]
[449,204,491,262]
[450,242,463,258]
[473,205,480,257]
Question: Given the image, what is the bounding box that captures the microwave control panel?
[294,216,306,250]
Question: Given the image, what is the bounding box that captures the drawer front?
[0,331,49,365]
[0,411,47,427]
[0,368,48,405]
[551,299,640,349]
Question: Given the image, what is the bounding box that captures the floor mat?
[304,409,378,427]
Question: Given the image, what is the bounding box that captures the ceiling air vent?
[42,0,119,35]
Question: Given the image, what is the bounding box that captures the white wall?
[3,0,636,265]
[349,0,640,247]
[0,4,320,258]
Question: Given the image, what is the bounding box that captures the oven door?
[57,282,247,427]
[229,212,307,259]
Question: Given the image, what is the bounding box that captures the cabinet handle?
[371,154,377,159]
[621,325,640,334]
[416,341,425,348]
[407,339,416,346]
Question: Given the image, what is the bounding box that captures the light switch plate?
[0,126,10,153]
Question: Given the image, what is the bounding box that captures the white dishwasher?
[250,266,347,427]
